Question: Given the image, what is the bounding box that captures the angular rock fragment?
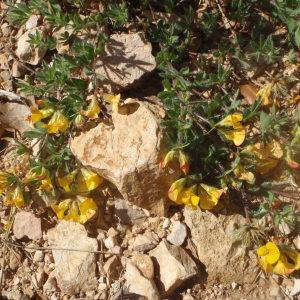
[13,211,42,240]
[47,221,98,294]
[0,101,31,133]
[95,33,156,92]
[124,260,159,300]
[131,254,154,280]
[131,231,159,252]
[103,256,122,281]
[167,221,187,246]
[149,240,197,295]
[184,206,258,284]
[71,99,179,216]
[16,28,46,65]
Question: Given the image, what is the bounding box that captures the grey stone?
[167,221,187,246]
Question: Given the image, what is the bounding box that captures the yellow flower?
[178,150,189,175]
[39,176,54,193]
[161,150,177,168]
[51,196,97,224]
[3,186,25,208]
[217,114,246,146]
[179,184,200,208]
[28,107,54,123]
[233,165,255,184]
[44,111,69,134]
[58,170,78,192]
[168,178,187,203]
[257,83,273,106]
[103,93,120,113]
[243,140,283,174]
[257,242,300,276]
[82,96,101,119]
[77,168,102,192]
[198,184,223,210]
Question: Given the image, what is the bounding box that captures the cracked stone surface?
[71,99,179,216]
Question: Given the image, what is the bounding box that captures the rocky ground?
[0,1,299,300]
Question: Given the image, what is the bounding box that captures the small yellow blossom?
[44,111,69,134]
[179,184,200,209]
[217,114,246,146]
[168,178,187,203]
[257,242,300,275]
[0,171,10,194]
[161,150,190,175]
[3,186,25,208]
[256,83,273,106]
[82,96,101,119]
[58,170,78,192]
[243,140,283,174]
[77,168,102,192]
[198,184,223,210]
[39,176,54,193]
[103,93,120,113]
[161,150,177,168]
[178,151,189,175]
[28,107,54,123]
[51,196,97,224]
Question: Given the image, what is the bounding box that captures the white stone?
[131,232,159,252]
[104,236,118,249]
[16,28,46,65]
[184,206,258,284]
[13,211,42,240]
[149,240,197,294]
[25,15,40,30]
[33,250,44,263]
[0,101,31,133]
[107,227,119,237]
[47,221,98,294]
[290,279,300,297]
[124,260,159,300]
[167,221,187,246]
[95,33,156,92]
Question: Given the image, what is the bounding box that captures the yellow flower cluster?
[257,242,300,276]
[217,114,246,146]
[51,196,97,224]
[168,178,224,210]
[29,106,69,134]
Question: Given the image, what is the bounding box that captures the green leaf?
[24,127,47,139]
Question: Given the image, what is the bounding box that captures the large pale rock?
[47,221,98,294]
[149,240,198,295]
[95,33,156,92]
[16,28,46,65]
[0,101,31,133]
[13,211,42,240]
[71,99,178,216]
[183,206,258,284]
[125,260,159,300]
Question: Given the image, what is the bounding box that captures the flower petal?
[103,93,120,113]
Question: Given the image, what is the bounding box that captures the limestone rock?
[71,99,179,216]
[13,212,42,240]
[131,232,159,252]
[95,32,156,92]
[131,254,154,279]
[149,240,197,295]
[124,260,159,300]
[47,221,98,294]
[183,206,258,284]
[114,198,147,225]
[167,221,187,246]
[103,256,122,281]
[25,15,40,30]
[0,101,31,133]
[12,61,27,78]
[16,28,46,65]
